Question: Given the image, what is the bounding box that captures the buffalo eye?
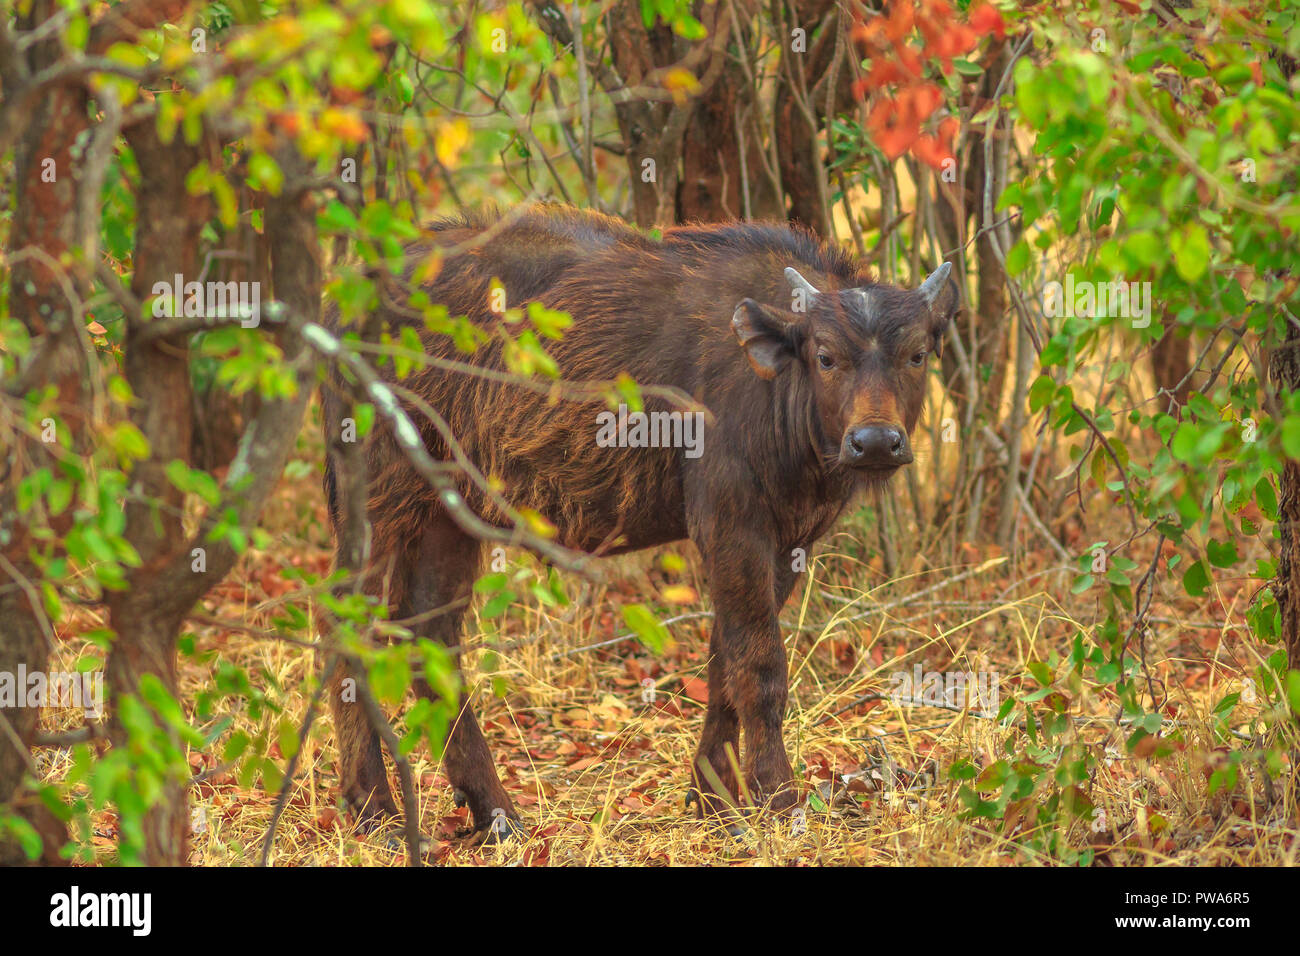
[817,351,835,371]
[909,349,927,367]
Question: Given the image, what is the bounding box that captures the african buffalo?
[321,205,958,838]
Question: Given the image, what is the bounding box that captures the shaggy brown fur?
[321,204,958,834]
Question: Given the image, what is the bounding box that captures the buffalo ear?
[732,299,800,380]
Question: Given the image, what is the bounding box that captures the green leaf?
[1255,478,1278,520]
[277,717,299,762]
[1170,421,1201,462]
[1006,240,1031,277]
[352,403,375,438]
[1039,335,1071,368]
[1282,416,1300,459]
[1028,374,1057,413]
[622,603,671,654]
[223,731,251,762]
[248,153,284,196]
[1206,539,1239,569]
[2,816,42,860]
[473,572,510,594]
[47,480,73,516]
[1182,560,1210,597]
[480,590,515,618]
[319,200,359,233]
[1170,223,1210,281]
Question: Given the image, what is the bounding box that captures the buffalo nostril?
[887,428,913,464]
[843,425,911,468]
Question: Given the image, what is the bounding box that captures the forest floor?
[37,415,1300,867]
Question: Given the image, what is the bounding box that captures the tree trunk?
[773,0,854,237]
[605,0,683,226]
[677,56,747,221]
[0,0,94,865]
[531,0,754,228]
[103,118,215,866]
[937,38,1010,423]
[1149,322,1193,414]
[191,185,269,471]
[676,1,776,221]
[1272,322,1300,675]
[104,131,319,864]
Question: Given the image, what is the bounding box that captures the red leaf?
[883,0,915,42]
[862,59,905,93]
[868,99,911,160]
[681,676,709,704]
[968,3,1006,39]
[913,134,953,170]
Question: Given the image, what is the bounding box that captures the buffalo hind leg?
[328,658,399,828]
[328,497,424,833]
[406,514,522,841]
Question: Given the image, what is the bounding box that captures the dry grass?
[34,425,1300,867]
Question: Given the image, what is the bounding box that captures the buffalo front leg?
[406,516,522,839]
[690,624,741,818]
[696,528,798,815]
[729,617,798,814]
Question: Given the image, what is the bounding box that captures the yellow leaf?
[319,108,369,144]
[661,585,698,604]
[518,508,557,539]
[659,552,687,573]
[414,249,444,284]
[436,119,472,169]
[662,67,699,104]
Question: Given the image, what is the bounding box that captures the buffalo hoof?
[463,812,528,846]
[717,819,760,855]
[352,808,398,837]
[346,791,402,835]
[374,825,432,857]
